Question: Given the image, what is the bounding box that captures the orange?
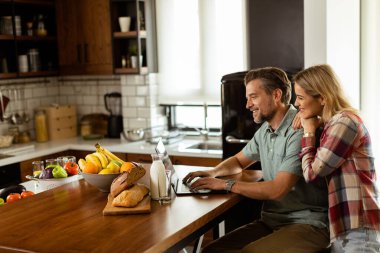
[83,162,98,174]
[120,162,135,173]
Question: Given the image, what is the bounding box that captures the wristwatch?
[225,179,236,193]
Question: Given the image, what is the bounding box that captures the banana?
[92,151,109,169]
[85,154,102,172]
[95,143,125,164]
[78,158,87,171]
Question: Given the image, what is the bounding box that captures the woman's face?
[294,83,324,119]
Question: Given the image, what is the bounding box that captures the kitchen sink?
[185,142,222,151]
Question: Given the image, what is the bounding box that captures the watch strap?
[225,179,236,193]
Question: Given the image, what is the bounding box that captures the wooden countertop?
[0,166,262,253]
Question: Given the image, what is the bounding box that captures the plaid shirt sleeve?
[300,115,357,182]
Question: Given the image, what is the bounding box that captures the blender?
[104,92,123,138]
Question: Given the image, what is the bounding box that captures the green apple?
[0,198,4,206]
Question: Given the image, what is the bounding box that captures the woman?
[293,64,380,253]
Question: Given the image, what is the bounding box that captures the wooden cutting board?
[103,194,151,216]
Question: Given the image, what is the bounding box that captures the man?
[183,67,329,253]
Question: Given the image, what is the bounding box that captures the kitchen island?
[0,166,262,253]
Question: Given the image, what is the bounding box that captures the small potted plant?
[128,44,142,68]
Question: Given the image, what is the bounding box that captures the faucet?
[194,103,209,141]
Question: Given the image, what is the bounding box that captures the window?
[156,0,247,104]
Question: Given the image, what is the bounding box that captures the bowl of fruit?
[78,144,136,192]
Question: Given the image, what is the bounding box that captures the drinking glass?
[57,156,76,167]
[159,169,172,204]
[32,160,44,177]
[45,158,57,166]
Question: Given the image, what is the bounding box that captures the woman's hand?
[292,112,302,130]
[301,117,321,133]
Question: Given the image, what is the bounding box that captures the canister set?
[18,49,41,73]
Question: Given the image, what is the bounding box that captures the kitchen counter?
[0,136,222,167]
[0,166,262,253]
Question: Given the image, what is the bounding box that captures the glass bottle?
[34,110,48,142]
[150,153,166,201]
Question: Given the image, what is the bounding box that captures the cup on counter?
[45,158,58,166]
[32,161,44,177]
[57,156,76,167]
[118,16,131,32]
[159,169,172,204]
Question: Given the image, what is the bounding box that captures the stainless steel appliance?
[104,92,123,138]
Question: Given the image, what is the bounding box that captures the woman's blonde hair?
[293,64,358,122]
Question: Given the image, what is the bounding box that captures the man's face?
[245,79,276,124]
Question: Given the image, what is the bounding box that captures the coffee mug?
[118,16,131,32]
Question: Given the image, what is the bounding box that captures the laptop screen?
[155,138,175,173]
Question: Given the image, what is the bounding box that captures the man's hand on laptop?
[189,177,226,192]
[183,170,213,185]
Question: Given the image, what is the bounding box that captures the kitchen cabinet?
[56,0,113,75]
[0,0,58,79]
[110,0,157,74]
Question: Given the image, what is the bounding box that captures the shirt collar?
[264,105,298,137]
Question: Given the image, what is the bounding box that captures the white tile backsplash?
[0,73,166,137]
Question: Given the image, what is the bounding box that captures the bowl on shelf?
[81,172,120,192]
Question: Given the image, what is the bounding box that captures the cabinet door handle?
[77,44,82,63]
[84,43,88,63]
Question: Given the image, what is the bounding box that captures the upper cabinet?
[110,0,157,75]
[56,0,113,75]
[0,0,58,79]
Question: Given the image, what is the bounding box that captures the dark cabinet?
[56,0,113,75]
[110,0,157,74]
[0,0,58,79]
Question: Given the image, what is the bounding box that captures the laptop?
[155,138,214,195]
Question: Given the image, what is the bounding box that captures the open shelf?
[15,35,56,41]
[18,70,58,77]
[0,72,18,79]
[115,67,148,75]
[0,35,14,40]
[13,0,54,6]
[113,30,147,38]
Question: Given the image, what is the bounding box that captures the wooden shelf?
[13,0,54,6]
[15,35,56,41]
[0,72,18,79]
[115,67,148,75]
[18,70,58,77]
[113,30,147,38]
[0,34,14,40]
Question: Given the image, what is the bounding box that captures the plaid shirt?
[300,112,380,241]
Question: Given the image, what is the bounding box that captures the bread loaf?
[110,163,146,197]
[112,184,149,207]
